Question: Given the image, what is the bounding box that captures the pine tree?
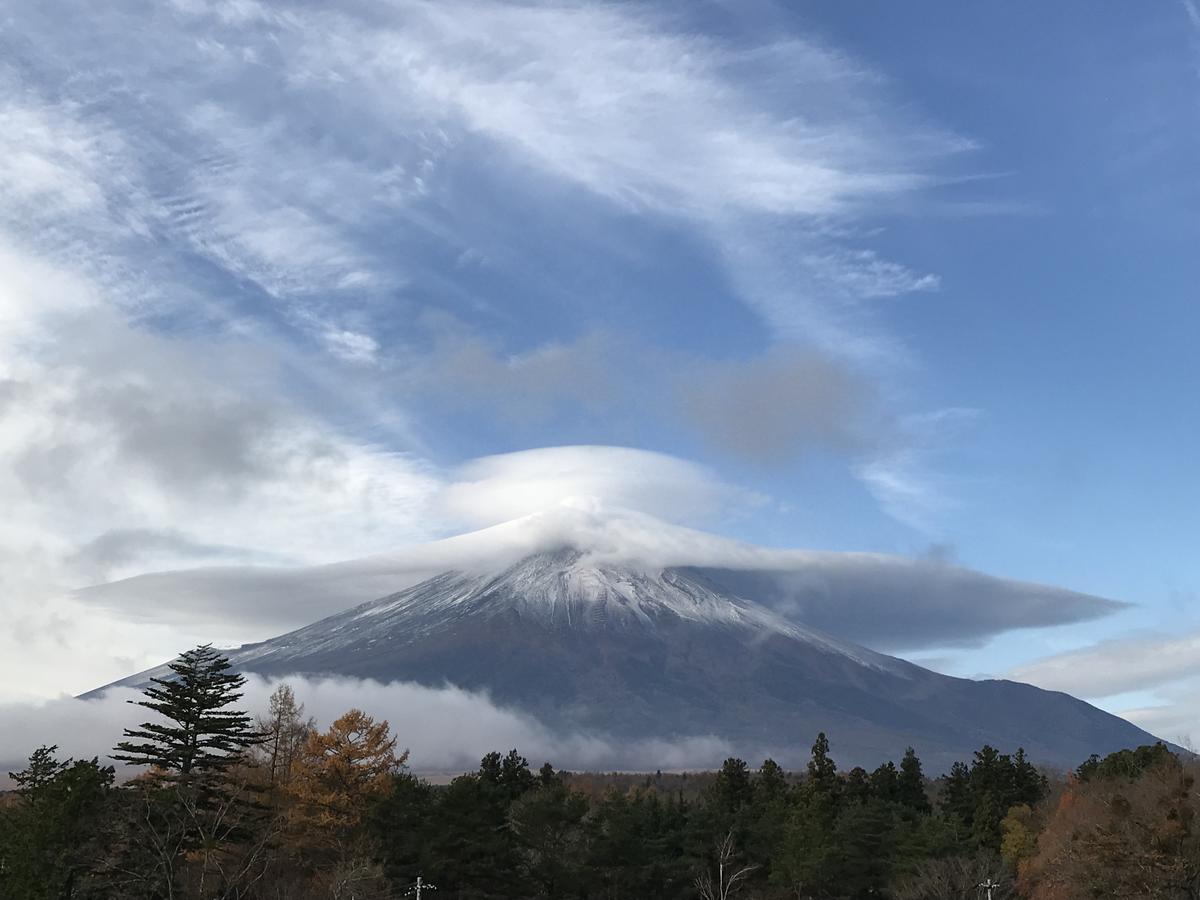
[805,732,839,803]
[509,776,589,897]
[898,747,931,814]
[495,748,537,804]
[755,758,787,797]
[774,734,843,896]
[746,759,790,879]
[940,760,972,825]
[711,757,753,821]
[112,644,259,775]
[871,761,900,803]
[844,767,872,805]
[1011,747,1048,806]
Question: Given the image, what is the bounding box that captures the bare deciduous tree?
[695,830,758,900]
[255,683,314,790]
[891,853,1010,900]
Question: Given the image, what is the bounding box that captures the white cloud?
[1006,627,1200,752]
[855,407,981,533]
[0,675,735,782]
[1185,0,1200,32]
[1010,631,1200,700]
[323,329,381,364]
[436,446,765,529]
[0,0,985,702]
[73,503,1122,675]
[3,0,965,352]
[0,100,111,218]
[348,5,951,220]
[800,248,941,300]
[1120,700,1198,752]
[0,235,442,698]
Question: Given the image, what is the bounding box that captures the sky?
[2,0,1200,753]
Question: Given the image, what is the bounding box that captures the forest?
[1,645,1197,899]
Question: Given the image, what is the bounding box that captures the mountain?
[95,526,1165,772]
[78,505,1122,650]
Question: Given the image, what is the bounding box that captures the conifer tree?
[0,746,115,898]
[112,644,259,775]
[494,748,537,803]
[940,760,973,825]
[711,757,753,819]
[898,747,931,814]
[844,766,872,805]
[871,760,900,802]
[755,758,786,796]
[805,732,839,802]
[288,708,405,838]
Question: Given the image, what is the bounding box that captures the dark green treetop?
[111,643,259,775]
[897,746,931,814]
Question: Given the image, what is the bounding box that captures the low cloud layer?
[0,675,735,783]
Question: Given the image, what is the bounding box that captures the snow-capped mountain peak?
[93,532,1168,771]
[228,548,905,677]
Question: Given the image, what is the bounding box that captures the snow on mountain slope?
[76,504,1123,652]
[94,539,1165,771]
[228,548,909,677]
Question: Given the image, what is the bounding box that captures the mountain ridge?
[77,506,1125,652]
[93,542,1166,772]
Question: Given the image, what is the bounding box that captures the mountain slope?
[76,506,1123,650]
[100,546,1164,771]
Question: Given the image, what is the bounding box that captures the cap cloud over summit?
[78,501,1122,654]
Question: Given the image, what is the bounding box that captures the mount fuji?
[90,507,1164,770]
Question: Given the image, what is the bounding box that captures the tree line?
[1,644,1196,898]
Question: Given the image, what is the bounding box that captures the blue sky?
[2,0,1200,737]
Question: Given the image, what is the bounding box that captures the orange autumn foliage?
[1018,760,1200,899]
[286,709,408,840]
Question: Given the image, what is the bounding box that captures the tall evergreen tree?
[870,761,900,803]
[774,733,844,895]
[844,767,872,805]
[940,761,973,824]
[112,644,259,775]
[707,757,753,829]
[806,732,839,798]
[897,747,931,814]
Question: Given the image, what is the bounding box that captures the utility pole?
[977,877,1002,900]
[404,876,438,900]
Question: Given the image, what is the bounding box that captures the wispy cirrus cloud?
[4,0,965,350]
[0,0,987,701]
[856,408,982,534]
